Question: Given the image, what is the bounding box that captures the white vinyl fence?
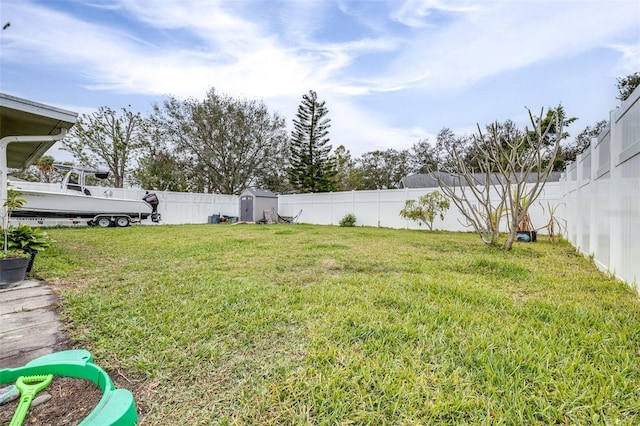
[12,89,638,290]
[11,180,564,232]
[277,184,565,234]
[150,191,238,224]
[561,86,640,290]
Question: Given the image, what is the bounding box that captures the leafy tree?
[562,119,608,165]
[288,90,337,192]
[146,88,289,194]
[131,124,188,191]
[616,72,640,101]
[357,148,413,190]
[434,128,473,173]
[35,155,57,183]
[15,155,60,183]
[399,191,450,230]
[411,139,439,174]
[131,149,189,192]
[528,106,576,171]
[334,145,361,191]
[528,106,575,147]
[252,146,292,194]
[62,106,144,188]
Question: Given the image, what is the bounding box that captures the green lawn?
[34,224,640,425]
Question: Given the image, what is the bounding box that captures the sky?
[1,0,639,161]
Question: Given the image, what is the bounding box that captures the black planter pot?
[0,256,30,289]
[26,250,37,273]
[516,230,537,243]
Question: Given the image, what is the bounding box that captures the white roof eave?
[0,93,78,169]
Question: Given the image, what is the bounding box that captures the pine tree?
[288,90,337,192]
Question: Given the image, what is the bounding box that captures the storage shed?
[239,188,278,223]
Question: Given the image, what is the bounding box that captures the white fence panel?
[152,191,238,224]
[562,86,640,290]
[279,183,565,235]
[16,179,563,235]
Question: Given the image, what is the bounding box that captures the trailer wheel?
[96,217,112,228]
[115,216,130,227]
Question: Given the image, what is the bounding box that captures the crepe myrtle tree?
[433,107,566,250]
[399,191,450,230]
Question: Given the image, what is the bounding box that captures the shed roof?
[0,93,77,168]
[242,188,277,198]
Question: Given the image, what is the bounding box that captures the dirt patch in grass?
[317,259,341,274]
[510,290,542,301]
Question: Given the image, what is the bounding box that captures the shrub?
[399,190,450,230]
[7,224,52,253]
[339,213,357,227]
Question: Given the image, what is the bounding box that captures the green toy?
[0,350,137,425]
[9,374,53,426]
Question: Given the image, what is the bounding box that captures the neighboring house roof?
[398,171,563,189]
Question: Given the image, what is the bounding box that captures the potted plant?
[7,224,52,272]
[514,193,536,242]
[0,187,31,288]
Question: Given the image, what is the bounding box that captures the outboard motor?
[142,192,161,223]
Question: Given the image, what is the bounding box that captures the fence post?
[587,142,598,257]
[608,108,623,281]
[377,190,381,227]
[330,192,334,225]
[575,153,584,252]
[352,190,355,217]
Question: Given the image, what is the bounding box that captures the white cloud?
[389,1,640,91]
[2,0,638,160]
[610,42,640,76]
[324,95,431,155]
[391,0,478,28]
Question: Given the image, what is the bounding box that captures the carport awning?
[0,93,77,169]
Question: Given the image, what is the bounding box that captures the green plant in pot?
[7,224,52,272]
[0,186,31,288]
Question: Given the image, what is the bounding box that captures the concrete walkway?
[0,279,66,369]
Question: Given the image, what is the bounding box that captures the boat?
[10,164,160,227]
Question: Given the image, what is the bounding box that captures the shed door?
[240,195,253,222]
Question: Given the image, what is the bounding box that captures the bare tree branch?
[432,107,566,249]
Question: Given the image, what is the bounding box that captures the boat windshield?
[55,164,110,196]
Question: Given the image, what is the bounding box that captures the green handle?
[9,374,53,426]
[9,394,34,426]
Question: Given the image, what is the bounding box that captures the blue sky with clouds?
[1,0,638,159]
